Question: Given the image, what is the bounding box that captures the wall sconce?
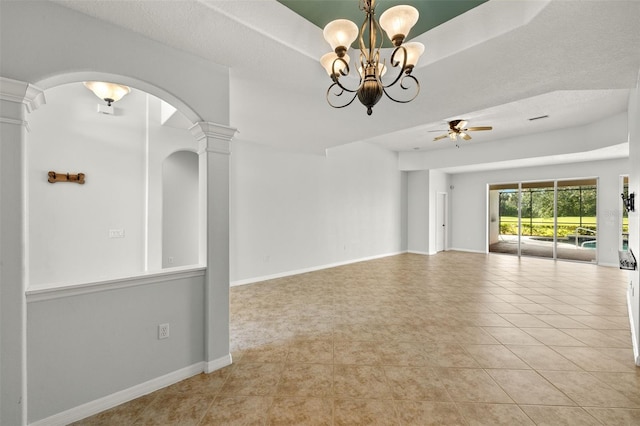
[83,81,131,106]
[621,191,635,212]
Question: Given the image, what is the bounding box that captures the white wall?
[407,171,429,254]
[27,84,198,286]
[449,158,629,266]
[162,151,199,268]
[1,2,231,424]
[27,84,146,285]
[230,140,406,284]
[627,86,639,365]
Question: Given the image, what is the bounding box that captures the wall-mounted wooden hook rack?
[48,171,85,184]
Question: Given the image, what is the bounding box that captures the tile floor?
[74,252,640,425]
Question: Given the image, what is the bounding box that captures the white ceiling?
[52,0,640,162]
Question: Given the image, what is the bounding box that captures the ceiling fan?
[432,119,493,146]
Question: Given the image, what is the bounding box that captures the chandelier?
[320,0,424,115]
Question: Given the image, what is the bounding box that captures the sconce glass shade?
[321,52,351,76]
[83,81,131,105]
[379,5,419,45]
[323,19,359,54]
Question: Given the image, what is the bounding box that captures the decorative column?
[0,77,45,426]
[190,122,237,373]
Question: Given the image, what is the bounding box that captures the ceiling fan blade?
[448,132,457,141]
[466,126,493,131]
[456,120,468,130]
[428,129,448,132]
[433,134,449,141]
[460,132,472,140]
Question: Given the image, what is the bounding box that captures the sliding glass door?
[556,179,597,262]
[489,178,597,263]
[520,181,555,259]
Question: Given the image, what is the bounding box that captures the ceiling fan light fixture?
[83,81,131,106]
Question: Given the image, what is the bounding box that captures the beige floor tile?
[134,390,215,425]
[463,344,530,369]
[585,407,640,425]
[424,342,480,368]
[520,327,585,347]
[589,371,640,405]
[75,253,635,425]
[333,340,381,365]
[434,368,513,403]
[334,399,399,425]
[539,370,638,408]
[276,363,333,397]
[378,341,430,366]
[500,313,551,328]
[551,346,636,372]
[506,345,581,371]
[519,405,601,425]
[486,369,575,405]
[266,397,333,425]
[287,339,333,364]
[483,327,543,345]
[333,365,392,399]
[383,366,451,401]
[199,396,273,425]
[394,400,467,425]
[560,328,630,348]
[219,363,284,396]
[456,402,534,425]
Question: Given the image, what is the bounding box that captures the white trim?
[597,262,621,268]
[450,247,487,254]
[205,353,233,373]
[28,362,206,426]
[231,251,406,287]
[628,288,640,366]
[407,250,430,255]
[26,266,206,302]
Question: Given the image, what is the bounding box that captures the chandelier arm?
[381,46,408,89]
[326,83,359,109]
[382,74,420,104]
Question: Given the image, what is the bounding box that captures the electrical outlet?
[158,323,170,340]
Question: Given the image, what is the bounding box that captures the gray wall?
[27,273,205,423]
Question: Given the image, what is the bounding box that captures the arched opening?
[26,79,200,286]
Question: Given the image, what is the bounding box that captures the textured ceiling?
[49,0,640,166]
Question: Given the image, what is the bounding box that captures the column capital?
[190,122,237,156]
[0,77,46,113]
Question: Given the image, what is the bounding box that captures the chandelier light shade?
[83,81,131,106]
[321,0,424,115]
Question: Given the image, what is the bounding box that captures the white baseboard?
[205,353,232,373]
[407,250,430,255]
[627,289,640,366]
[449,247,487,254]
[28,357,230,426]
[231,251,406,287]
